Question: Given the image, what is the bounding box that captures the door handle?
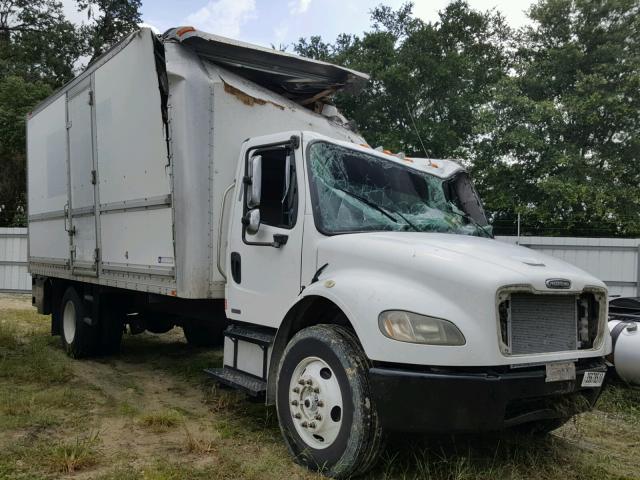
[272,234,288,248]
[64,203,76,236]
[230,252,241,284]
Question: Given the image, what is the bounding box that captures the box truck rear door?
[67,80,98,276]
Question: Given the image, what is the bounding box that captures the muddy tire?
[60,287,99,358]
[182,320,226,347]
[276,324,383,479]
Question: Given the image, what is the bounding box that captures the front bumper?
[369,358,607,433]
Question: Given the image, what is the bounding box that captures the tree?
[472,0,640,236]
[294,1,511,159]
[0,0,81,86]
[294,0,640,237]
[78,0,142,62]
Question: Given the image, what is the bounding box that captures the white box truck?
[27,27,611,478]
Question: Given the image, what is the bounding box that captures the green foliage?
[294,0,640,237]
[77,0,142,62]
[295,1,511,159]
[0,0,82,86]
[473,0,640,236]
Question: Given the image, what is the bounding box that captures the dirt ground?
[0,293,639,480]
[0,294,34,310]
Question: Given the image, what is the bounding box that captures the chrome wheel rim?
[63,300,76,344]
[289,356,343,449]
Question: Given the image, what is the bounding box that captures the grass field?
[0,293,638,480]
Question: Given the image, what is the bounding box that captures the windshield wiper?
[383,205,419,232]
[335,187,420,232]
[334,187,399,224]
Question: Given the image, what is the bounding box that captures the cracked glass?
[307,142,491,237]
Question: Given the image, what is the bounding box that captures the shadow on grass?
[102,330,224,381]
[364,430,616,480]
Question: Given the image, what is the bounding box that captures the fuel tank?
[609,297,640,385]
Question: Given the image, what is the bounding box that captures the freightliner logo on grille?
[545,278,571,289]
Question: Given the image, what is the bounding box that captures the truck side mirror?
[242,208,261,235]
[246,155,262,208]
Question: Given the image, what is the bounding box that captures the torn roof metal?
[163,27,369,103]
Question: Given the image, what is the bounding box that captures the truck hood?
[312,232,608,368]
[316,232,605,293]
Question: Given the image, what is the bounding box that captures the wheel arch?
[266,294,358,404]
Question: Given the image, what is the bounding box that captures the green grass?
[597,379,640,422]
[44,432,102,474]
[139,409,183,432]
[0,299,639,480]
[366,433,620,480]
[0,310,70,384]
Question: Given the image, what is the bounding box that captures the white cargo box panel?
[93,29,172,277]
[27,29,176,295]
[27,95,69,266]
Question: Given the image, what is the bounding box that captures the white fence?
[0,228,30,293]
[497,236,640,298]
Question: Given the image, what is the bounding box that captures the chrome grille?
[509,293,577,354]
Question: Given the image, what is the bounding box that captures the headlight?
[378,310,466,345]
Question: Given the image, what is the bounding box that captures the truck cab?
[217,129,609,476]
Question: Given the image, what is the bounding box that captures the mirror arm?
[242,226,283,248]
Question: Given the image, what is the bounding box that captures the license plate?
[545,362,576,383]
[581,371,605,388]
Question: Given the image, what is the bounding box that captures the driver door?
[225,133,305,328]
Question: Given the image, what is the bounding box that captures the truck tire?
[182,320,226,347]
[60,287,99,358]
[276,324,383,479]
[99,301,124,355]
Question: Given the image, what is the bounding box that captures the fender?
[265,266,487,403]
[299,267,490,361]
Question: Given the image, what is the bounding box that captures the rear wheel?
[60,287,99,358]
[276,324,383,478]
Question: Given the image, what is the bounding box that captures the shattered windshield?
[307,141,491,237]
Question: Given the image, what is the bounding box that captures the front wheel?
[276,324,382,478]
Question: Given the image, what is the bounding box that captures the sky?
[61,0,536,49]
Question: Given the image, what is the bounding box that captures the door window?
[253,147,298,229]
